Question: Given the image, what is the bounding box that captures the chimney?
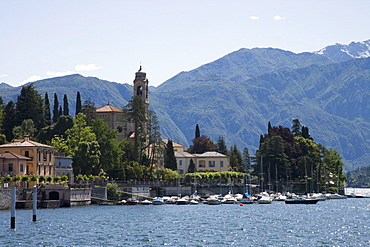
[24,135,30,141]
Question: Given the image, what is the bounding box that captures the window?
[220,161,224,167]
[20,164,24,172]
[179,160,183,166]
[209,161,215,167]
[9,163,13,172]
[199,160,205,167]
[179,169,184,174]
[25,151,29,157]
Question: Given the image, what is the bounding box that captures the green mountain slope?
[1,47,369,172]
[153,57,370,171]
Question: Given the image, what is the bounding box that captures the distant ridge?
[315,39,370,62]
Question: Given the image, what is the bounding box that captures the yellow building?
[0,152,31,177]
[175,151,230,174]
[0,135,55,176]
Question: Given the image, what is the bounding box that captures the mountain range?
[1,39,370,171]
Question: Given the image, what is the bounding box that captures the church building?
[95,66,149,141]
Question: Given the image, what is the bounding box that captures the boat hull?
[285,199,319,204]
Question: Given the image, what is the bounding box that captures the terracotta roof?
[96,104,123,113]
[0,152,31,160]
[0,139,55,149]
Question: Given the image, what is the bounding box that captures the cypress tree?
[44,92,51,126]
[75,91,82,116]
[188,159,196,173]
[268,121,272,134]
[164,139,177,170]
[63,94,69,116]
[59,106,63,118]
[53,93,60,123]
[195,124,200,138]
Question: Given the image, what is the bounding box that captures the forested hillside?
[1,41,369,172]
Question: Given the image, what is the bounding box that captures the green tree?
[188,135,217,154]
[3,100,16,141]
[81,99,96,126]
[256,136,290,183]
[230,145,244,172]
[188,159,196,173]
[164,139,177,170]
[16,83,44,130]
[44,93,51,126]
[37,115,74,143]
[91,118,122,173]
[126,96,147,161]
[12,119,36,139]
[52,113,101,174]
[107,183,121,200]
[75,91,82,116]
[63,94,69,116]
[53,93,60,123]
[195,124,200,138]
[217,136,228,155]
[291,119,302,137]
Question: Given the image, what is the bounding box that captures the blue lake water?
[1,198,369,246]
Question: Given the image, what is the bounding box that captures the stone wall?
[91,186,107,204]
[0,189,11,210]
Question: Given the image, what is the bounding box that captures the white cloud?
[249,16,259,20]
[273,15,286,21]
[75,64,103,71]
[0,74,8,77]
[21,75,43,84]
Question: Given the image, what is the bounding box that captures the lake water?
[1,198,369,246]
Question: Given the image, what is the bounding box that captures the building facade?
[0,135,56,176]
[0,152,31,177]
[175,151,230,174]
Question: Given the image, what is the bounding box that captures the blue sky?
[1,1,370,87]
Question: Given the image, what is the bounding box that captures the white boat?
[257,194,272,204]
[189,199,199,205]
[139,199,152,205]
[326,193,347,199]
[176,198,189,205]
[240,197,254,204]
[207,196,221,205]
[152,197,164,205]
[221,193,238,204]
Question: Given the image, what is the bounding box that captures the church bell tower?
[133,65,149,111]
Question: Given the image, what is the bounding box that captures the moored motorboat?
[139,199,152,205]
[126,198,139,205]
[326,193,347,200]
[152,197,164,205]
[285,197,319,204]
[189,199,199,205]
[176,198,189,205]
[207,195,221,205]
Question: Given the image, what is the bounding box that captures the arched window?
[137,86,143,96]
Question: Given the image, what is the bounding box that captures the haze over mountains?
[1,40,370,171]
